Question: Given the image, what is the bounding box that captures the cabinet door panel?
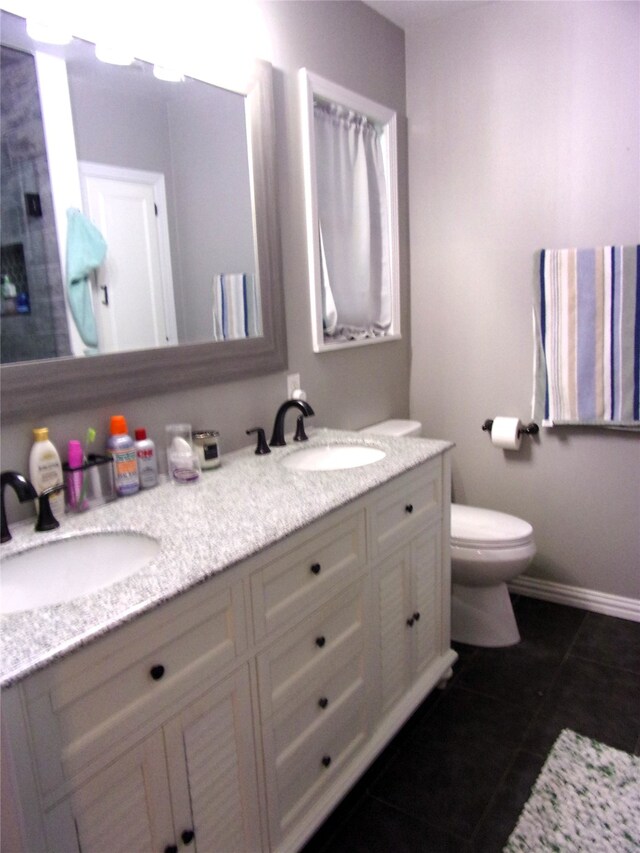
[375,549,412,714]
[164,667,262,853]
[411,525,441,678]
[45,731,174,853]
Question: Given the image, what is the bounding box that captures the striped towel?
[212,273,261,341]
[532,246,639,427]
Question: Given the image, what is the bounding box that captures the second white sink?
[1,531,160,614]
[281,444,386,472]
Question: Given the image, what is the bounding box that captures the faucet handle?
[246,428,271,455]
[35,484,65,532]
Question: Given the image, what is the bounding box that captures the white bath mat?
[504,729,640,852]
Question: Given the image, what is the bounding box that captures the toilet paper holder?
[482,419,539,437]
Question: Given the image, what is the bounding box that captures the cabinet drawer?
[24,579,246,796]
[272,678,367,834]
[369,463,441,560]
[256,580,366,718]
[271,644,366,758]
[251,509,366,640]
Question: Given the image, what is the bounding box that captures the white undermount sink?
[281,443,386,472]
[0,531,160,614]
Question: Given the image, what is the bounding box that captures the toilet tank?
[360,419,422,437]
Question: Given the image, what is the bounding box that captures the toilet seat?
[451,505,533,550]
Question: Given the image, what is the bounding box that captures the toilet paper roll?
[490,417,522,450]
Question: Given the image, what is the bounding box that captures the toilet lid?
[451,504,533,548]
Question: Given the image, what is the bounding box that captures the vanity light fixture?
[153,65,185,83]
[94,43,134,66]
[26,18,72,45]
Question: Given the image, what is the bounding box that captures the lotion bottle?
[29,427,65,519]
[107,415,139,496]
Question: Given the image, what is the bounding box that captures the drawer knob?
[406,617,415,627]
[181,829,195,845]
[310,562,322,575]
[405,503,414,514]
[315,636,326,648]
[413,611,421,621]
[321,755,332,768]
[318,696,329,709]
[164,846,178,853]
[150,664,166,681]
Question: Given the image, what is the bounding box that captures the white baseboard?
[508,575,640,623]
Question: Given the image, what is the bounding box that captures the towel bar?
[482,420,539,437]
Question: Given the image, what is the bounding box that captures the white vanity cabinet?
[3,577,261,853]
[2,450,455,853]
[43,665,261,853]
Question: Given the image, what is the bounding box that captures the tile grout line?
[516,608,589,752]
[466,610,591,848]
[366,790,472,848]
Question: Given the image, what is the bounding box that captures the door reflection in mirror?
[78,163,178,354]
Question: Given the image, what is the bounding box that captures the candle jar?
[193,430,221,470]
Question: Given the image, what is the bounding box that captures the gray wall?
[406,0,639,599]
[0,2,410,512]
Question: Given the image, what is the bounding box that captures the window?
[299,69,401,352]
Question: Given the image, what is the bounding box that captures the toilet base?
[451,581,520,647]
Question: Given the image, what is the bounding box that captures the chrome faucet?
[1,471,37,543]
[269,400,315,447]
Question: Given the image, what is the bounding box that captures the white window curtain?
[313,100,392,342]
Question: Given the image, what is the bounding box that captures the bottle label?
[136,447,158,488]
[111,448,139,493]
[203,444,219,461]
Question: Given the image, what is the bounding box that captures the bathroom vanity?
[1,430,455,853]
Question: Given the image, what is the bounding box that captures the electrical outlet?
[287,373,300,399]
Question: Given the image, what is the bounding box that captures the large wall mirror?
[0,10,287,419]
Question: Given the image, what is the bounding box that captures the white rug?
[505,729,640,852]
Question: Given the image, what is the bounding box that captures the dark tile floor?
[302,596,640,852]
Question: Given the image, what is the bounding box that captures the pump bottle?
[29,427,65,519]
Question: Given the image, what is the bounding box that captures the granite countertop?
[0,428,452,687]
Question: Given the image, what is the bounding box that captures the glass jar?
[193,430,221,470]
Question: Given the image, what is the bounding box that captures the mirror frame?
[0,32,287,420]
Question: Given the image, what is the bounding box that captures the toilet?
[360,420,536,647]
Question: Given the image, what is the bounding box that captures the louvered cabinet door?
[373,521,442,718]
[410,524,441,679]
[163,665,262,853]
[374,547,413,715]
[44,730,174,853]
